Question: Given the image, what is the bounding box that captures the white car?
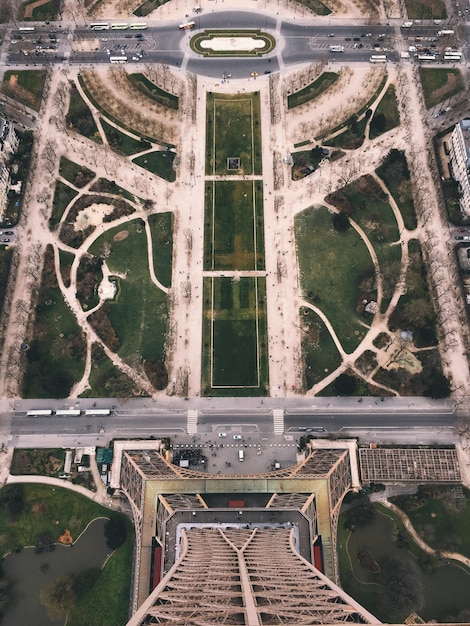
[218,432,227,438]
[233,434,242,440]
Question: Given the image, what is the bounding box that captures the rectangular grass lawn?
[202,276,268,395]
[204,180,265,271]
[206,92,262,176]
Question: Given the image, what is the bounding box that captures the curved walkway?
[7,473,113,508]
[381,499,470,568]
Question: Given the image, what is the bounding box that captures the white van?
[238,450,244,462]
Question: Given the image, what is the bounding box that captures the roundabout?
[190,29,276,57]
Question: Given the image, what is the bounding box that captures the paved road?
[2,15,466,76]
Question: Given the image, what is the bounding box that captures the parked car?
[233,434,242,440]
[218,432,227,438]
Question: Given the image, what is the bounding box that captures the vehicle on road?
[250,71,258,76]
[233,434,242,440]
[2,238,10,243]
[218,432,227,438]
[90,22,109,30]
[179,21,195,30]
[238,450,244,461]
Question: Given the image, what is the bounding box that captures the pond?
[340,505,470,622]
[2,517,111,626]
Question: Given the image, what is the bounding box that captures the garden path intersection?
[0,0,469,413]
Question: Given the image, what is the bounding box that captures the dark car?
[353,37,360,41]
[345,37,351,41]
[125,34,132,38]
[455,236,464,240]
[4,231,14,235]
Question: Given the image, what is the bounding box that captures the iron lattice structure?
[120,445,359,619]
[129,526,379,625]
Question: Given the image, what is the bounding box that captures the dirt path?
[2,13,469,402]
[381,499,470,568]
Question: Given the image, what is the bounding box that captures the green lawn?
[1,70,47,111]
[59,157,96,188]
[133,0,170,16]
[388,240,437,346]
[23,246,86,398]
[0,248,13,318]
[338,501,470,623]
[324,116,368,150]
[67,527,134,626]
[89,220,168,364]
[80,343,141,397]
[148,212,173,288]
[50,181,78,230]
[300,307,342,389]
[376,150,417,230]
[66,83,101,142]
[295,206,372,353]
[20,0,60,20]
[88,178,137,203]
[419,67,464,108]
[128,73,179,110]
[59,249,75,288]
[204,180,265,271]
[294,0,332,13]
[133,150,176,182]
[0,483,133,626]
[404,0,447,18]
[369,85,400,139]
[206,92,262,176]
[202,276,268,396]
[288,72,339,109]
[332,176,402,312]
[100,118,151,156]
[0,484,111,556]
[391,487,470,558]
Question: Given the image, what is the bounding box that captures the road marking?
[187,409,198,434]
[273,409,284,434]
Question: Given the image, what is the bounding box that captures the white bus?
[90,22,109,30]
[18,26,35,32]
[26,409,52,416]
[110,56,128,63]
[443,54,462,61]
[179,21,195,30]
[329,45,344,52]
[417,54,436,62]
[437,29,454,36]
[129,23,147,29]
[111,22,128,30]
[56,409,81,416]
[370,55,387,63]
[84,409,111,416]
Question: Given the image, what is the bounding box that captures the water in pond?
[343,506,470,622]
[2,517,111,626]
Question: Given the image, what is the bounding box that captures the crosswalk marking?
[272,409,284,435]
[187,410,198,434]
